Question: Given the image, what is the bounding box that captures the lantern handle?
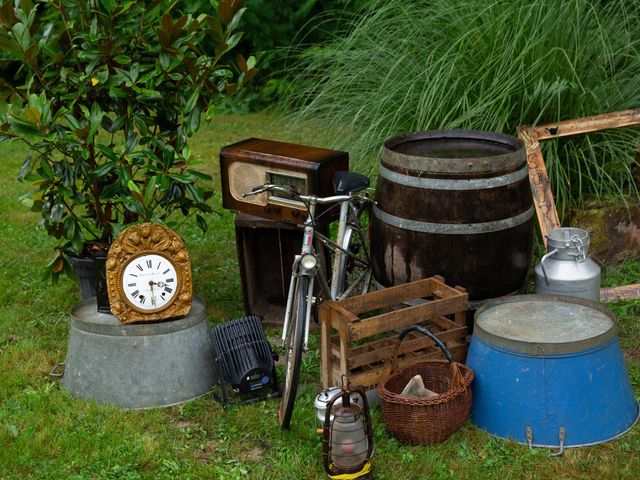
[389,325,454,373]
[322,389,346,474]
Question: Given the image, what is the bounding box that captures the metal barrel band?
[372,205,534,235]
[378,163,529,191]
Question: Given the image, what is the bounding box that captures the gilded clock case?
[106,223,193,324]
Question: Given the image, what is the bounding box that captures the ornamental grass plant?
[285,0,640,215]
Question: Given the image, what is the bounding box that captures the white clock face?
[122,253,178,310]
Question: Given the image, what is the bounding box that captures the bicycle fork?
[281,256,315,352]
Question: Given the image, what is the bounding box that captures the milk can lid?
[474,294,616,355]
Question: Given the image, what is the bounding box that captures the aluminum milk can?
[535,227,601,302]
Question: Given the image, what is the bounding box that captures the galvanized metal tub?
[62,297,216,409]
[467,294,638,448]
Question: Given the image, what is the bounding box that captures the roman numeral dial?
[121,253,178,311]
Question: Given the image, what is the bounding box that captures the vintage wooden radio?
[220,138,349,224]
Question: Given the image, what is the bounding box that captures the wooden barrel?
[371,130,534,304]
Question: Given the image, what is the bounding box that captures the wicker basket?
[377,325,474,445]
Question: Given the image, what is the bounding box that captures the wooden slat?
[349,295,467,340]
[347,327,467,370]
[531,109,640,140]
[428,277,468,300]
[336,278,433,314]
[330,341,341,360]
[430,315,459,331]
[340,343,468,389]
[349,327,467,370]
[320,300,358,325]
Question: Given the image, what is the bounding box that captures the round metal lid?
[71,296,206,336]
[474,295,616,355]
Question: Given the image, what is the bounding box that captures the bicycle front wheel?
[278,274,308,429]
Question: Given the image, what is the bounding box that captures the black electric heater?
[211,315,280,406]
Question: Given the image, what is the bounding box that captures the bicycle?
[243,171,373,429]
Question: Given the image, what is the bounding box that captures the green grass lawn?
[1,113,639,479]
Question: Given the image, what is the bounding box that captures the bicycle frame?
[280,192,369,352]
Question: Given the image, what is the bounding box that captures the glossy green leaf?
[125,133,139,152]
[136,88,163,101]
[183,89,199,114]
[196,214,207,233]
[224,32,243,53]
[113,54,131,64]
[19,196,34,208]
[227,7,246,33]
[127,179,141,194]
[17,156,33,181]
[185,182,203,203]
[168,173,194,184]
[93,163,115,178]
[186,105,200,136]
[11,22,30,51]
[143,175,158,205]
[99,0,117,14]
[8,115,40,136]
[124,198,145,216]
[187,169,212,181]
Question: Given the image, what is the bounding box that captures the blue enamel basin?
[468,295,638,447]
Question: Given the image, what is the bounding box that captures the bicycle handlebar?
[242,183,372,205]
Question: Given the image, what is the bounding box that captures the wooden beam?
[601,284,640,303]
[530,108,640,140]
[517,128,561,244]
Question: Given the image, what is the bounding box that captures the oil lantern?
[322,387,374,480]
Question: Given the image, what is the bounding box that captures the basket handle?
[389,325,454,373]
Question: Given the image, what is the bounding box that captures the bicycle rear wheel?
[278,275,308,429]
[334,205,372,300]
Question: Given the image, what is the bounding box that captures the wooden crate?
[319,276,468,390]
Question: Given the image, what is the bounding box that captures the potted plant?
[0,0,256,299]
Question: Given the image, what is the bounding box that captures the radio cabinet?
[220,138,349,224]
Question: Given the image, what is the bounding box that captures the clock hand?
[149,281,157,306]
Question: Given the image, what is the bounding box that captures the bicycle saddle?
[332,171,370,194]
